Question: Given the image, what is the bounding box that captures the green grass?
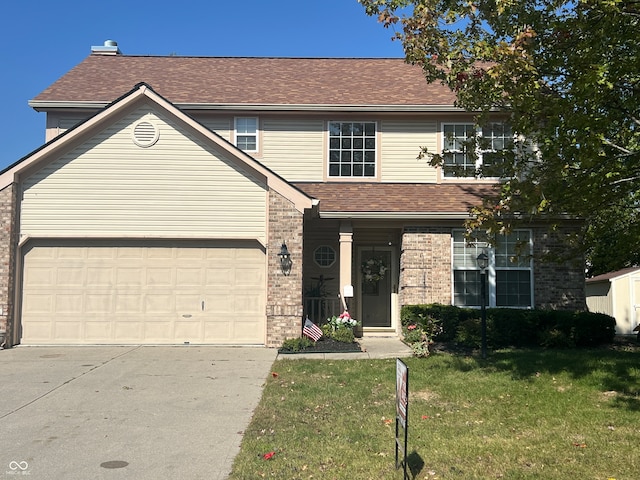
[229,347,640,479]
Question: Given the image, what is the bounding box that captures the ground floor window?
[452,229,533,307]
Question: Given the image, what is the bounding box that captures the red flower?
[407,325,417,330]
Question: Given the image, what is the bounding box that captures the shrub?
[402,314,443,357]
[401,304,616,350]
[279,337,314,352]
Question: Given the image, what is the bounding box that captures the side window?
[442,122,513,178]
[235,117,258,152]
[452,230,533,308]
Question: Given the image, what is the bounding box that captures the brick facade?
[400,227,452,306]
[266,190,305,347]
[399,224,585,311]
[533,227,586,310]
[0,184,17,347]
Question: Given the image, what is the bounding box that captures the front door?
[359,248,392,328]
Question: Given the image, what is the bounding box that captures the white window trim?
[313,245,337,268]
[441,122,513,179]
[451,229,534,308]
[234,117,259,153]
[327,120,378,179]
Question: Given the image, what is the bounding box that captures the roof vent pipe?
[91,40,121,55]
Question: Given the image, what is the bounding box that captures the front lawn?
[229,345,640,479]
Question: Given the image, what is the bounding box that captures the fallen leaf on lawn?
[422,415,431,420]
[572,443,587,448]
[263,451,276,460]
[271,372,279,378]
[383,418,393,425]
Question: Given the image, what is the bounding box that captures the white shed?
[586,267,640,335]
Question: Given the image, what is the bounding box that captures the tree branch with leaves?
[360,0,640,274]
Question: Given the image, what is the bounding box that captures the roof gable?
[3,83,314,213]
[30,56,458,109]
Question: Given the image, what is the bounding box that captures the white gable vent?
[132,120,159,147]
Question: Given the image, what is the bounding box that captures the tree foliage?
[360,0,640,275]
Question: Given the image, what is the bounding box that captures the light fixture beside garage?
[278,243,292,276]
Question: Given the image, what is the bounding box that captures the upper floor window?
[328,122,376,177]
[442,122,513,178]
[452,229,533,308]
[235,117,258,152]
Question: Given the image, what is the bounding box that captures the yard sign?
[396,358,409,478]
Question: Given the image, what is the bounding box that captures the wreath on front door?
[361,257,388,283]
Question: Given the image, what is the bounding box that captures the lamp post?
[476,251,489,359]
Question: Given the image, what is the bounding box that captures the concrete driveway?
[0,345,276,480]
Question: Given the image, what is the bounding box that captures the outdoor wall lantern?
[476,251,489,359]
[278,243,293,276]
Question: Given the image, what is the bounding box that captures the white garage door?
[20,240,266,345]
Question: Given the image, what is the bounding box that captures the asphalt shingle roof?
[293,183,498,214]
[32,55,457,106]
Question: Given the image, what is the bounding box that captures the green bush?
[279,337,314,352]
[331,327,355,343]
[400,304,616,350]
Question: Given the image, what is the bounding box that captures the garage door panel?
[21,241,266,345]
[175,321,202,340]
[24,267,54,286]
[146,293,176,313]
[87,267,114,286]
[144,321,173,342]
[55,294,83,313]
[177,268,204,286]
[23,294,53,313]
[85,322,112,340]
[54,321,83,340]
[147,268,173,286]
[86,294,112,313]
[115,320,143,341]
[116,267,144,286]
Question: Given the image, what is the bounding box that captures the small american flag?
[303,317,323,342]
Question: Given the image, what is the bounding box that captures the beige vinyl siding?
[260,119,324,181]
[195,116,232,142]
[45,112,95,142]
[21,106,268,242]
[380,120,438,183]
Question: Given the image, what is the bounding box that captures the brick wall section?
[400,227,452,306]
[533,227,586,310]
[399,225,585,311]
[266,190,304,347]
[0,184,17,347]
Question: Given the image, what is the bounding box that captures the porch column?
[339,220,353,310]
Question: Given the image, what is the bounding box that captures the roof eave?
[318,211,472,220]
[29,100,463,113]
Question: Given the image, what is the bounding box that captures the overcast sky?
[0,0,405,169]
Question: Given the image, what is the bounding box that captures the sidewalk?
[276,336,413,360]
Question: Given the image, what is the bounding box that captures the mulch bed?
[279,337,362,354]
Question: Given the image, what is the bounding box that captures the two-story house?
[0,41,585,348]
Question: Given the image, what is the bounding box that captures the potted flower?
[323,311,360,343]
